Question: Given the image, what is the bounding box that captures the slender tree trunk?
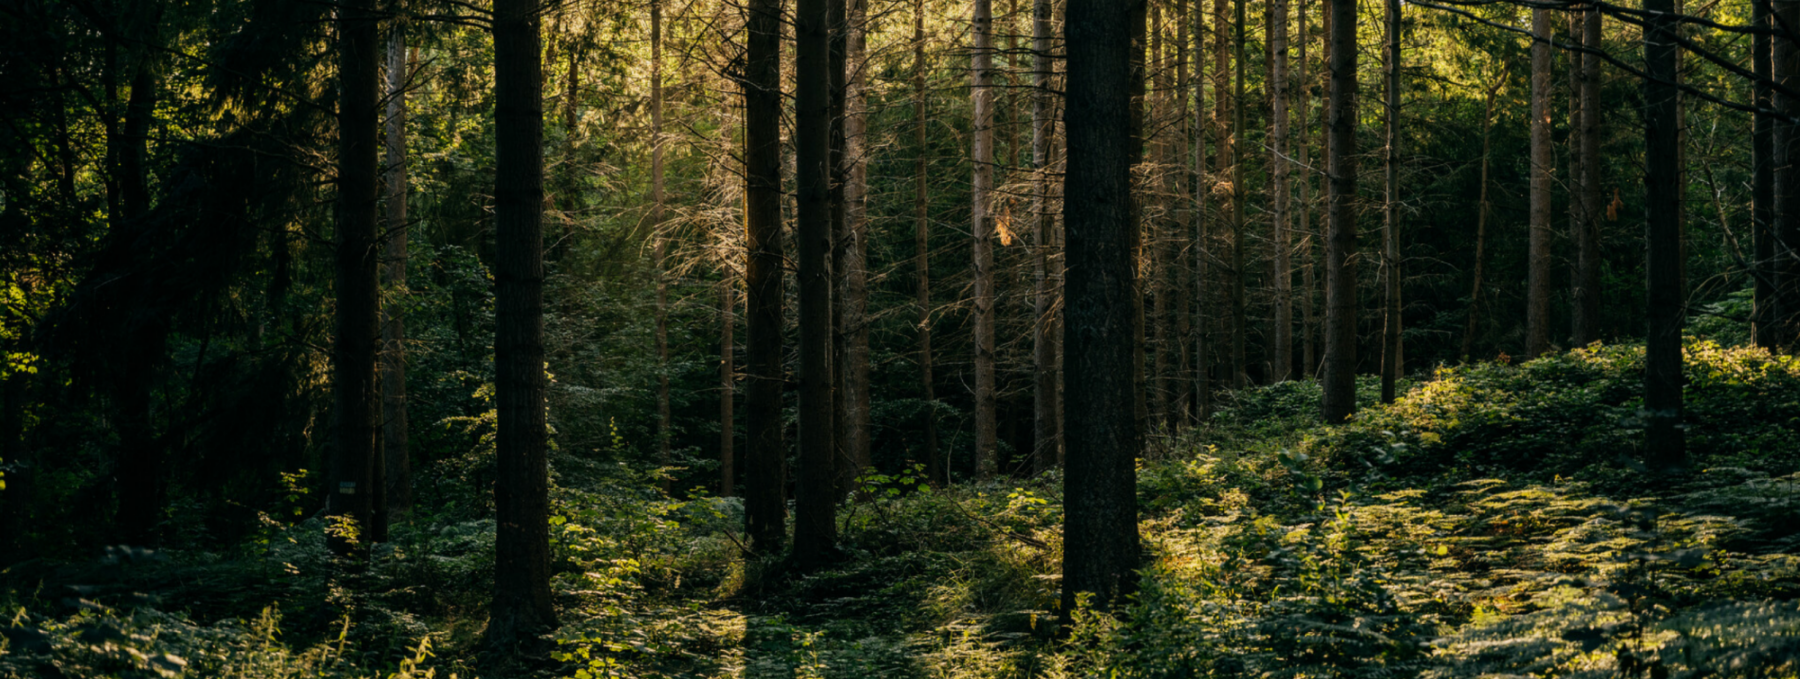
[1463,79,1499,363]
[1754,0,1774,348]
[652,0,672,490]
[1195,0,1214,415]
[1573,7,1603,346]
[1271,0,1292,383]
[835,0,871,496]
[112,31,167,546]
[328,0,381,556]
[1174,0,1193,422]
[1129,0,1148,442]
[381,22,412,526]
[1031,0,1058,472]
[1526,9,1552,359]
[1151,2,1170,428]
[1298,0,1316,379]
[913,0,941,485]
[1379,0,1400,403]
[794,0,839,566]
[487,0,557,648]
[743,0,788,550]
[1643,0,1686,470]
[1230,0,1247,388]
[721,275,736,497]
[1773,0,1800,347]
[1319,0,1357,422]
[972,0,998,480]
[1061,0,1141,618]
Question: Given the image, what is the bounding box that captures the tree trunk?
[1271,0,1292,383]
[1061,0,1142,618]
[1151,2,1170,428]
[1379,0,1400,403]
[111,31,167,546]
[1754,0,1774,348]
[972,0,998,480]
[1773,0,1800,347]
[1462,79,1500,363]
[794,0,839,567]
[721,275,736,497]
[1319,0,1358,423]
[652,0,671,491]
[381,22,412,527]
[1643,0,1686,470]
[1031,0,1058,473]
[913,0,941,485]
[328,0,381,556]
[1129,0,1148,443]
[1195,0,1214,415]
[835,0,871,496]
[1174,0,1193,423]
[1572,7,1603,346]
[743,0,788,551]
[1526,9,1552,359]
[487,0,557,649]
[1230,0,1247,388]
[1298,0,1316,379]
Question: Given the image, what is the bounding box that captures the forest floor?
[4,340,1800,678]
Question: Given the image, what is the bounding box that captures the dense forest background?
[2,0,1799,675]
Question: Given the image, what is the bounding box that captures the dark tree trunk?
[1754,0,1774,348]
[1379,0,1400,403]
[381,21,412,528]
[1319,0,1358,423]
[913,0,941,485]
[1031,0,1059,473]
[1643,0,1687,470]
[1774,0,1800,347]
[1194,0,1212,415]
[652,0,671,489]
[1298,0,1316,379]
[112,17,166,546]
[793,0,840,567]
[1230,0,1247,389]
[1526,9,1552,359]
[1061,0,1142,618]
[486,0,558,649]
[1573,7,1603,346]
[835,0,871,496]
[328,0,381,556]
[1463,79,1500,362]
[1271,0,1292,384]
[972,0,998,480]
[743,0,788,551]
[721,275,736,497]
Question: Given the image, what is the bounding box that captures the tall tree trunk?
[1174,0,1193,422]
[972,0,998,480]
[1129,0,1148,443]
[1754,0,1774,348]
[381,22,412,527]
[1298,0,1316,379]
[487,0,557,648]
[794,0,840,566]
[112,29,167,546]
[1271,0,1292,383]
[913,0,941,485]
[652,0,672,491]
[1526,9,1553,359]
[1061,0,1141,618]
[1230,0,1247,388]
[1319,0,1357,422]
[328,0,381,556]
[721,275,736,497]
[743,0,788,550]
[1772,0,1800,348]
[1151,2,1170,428]
[1195,0,1215,415]
[1573,7,1603,346]
[835,0,871,496]
[1031,0,1058,473]
[1463,79,1500,362]
[1379,0,1400,403]
[1643,0,1686,470]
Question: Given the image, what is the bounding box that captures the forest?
[3,0,1800,675]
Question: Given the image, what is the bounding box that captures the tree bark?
[721,275,736,497]
[913,0,941,485]
[1298,0,1316,379]
[972,0,998,480]
[835,0,871,496]
[487,0,557,649]
[1151,2,1171,428]
[1754,0,1774,348]
[381,22,412,527]
[1173,0,1193,424]
[328,0,381,556]
[1319,0,1358,423]
[652,0,672,491]
[1462,78,1500,363]
[1643,0,1687,470]
[1230,0,1247,388]
[1570,10,1600,345]
[1031,0,1059,472]
[1061,0,1141,618]
[1271,0,1292,383]
[743,0,788,550]
[1526,9,1553,359]
[794,0,840,566]
[1379,0,1400,403]
[1774,0,1800,347]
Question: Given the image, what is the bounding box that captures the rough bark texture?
[329,0,380,556]
[1571,9,1602,346]
[1151,3,1170,428]
[1031,0,1059,473]
[652,0,671,488]
[1379,0,1400,404]
[793,0,840,567]
[1319,0,1358,423]
[487,0,557,649]
[1775,0,1800,348]
[1643,0,1687,470]
[1463,80,1499,363]
[1270,0,1292,384]
[835,0,871,496]
[1754,0,1774,348]
[381,23,412,526]
[1174,0,1193,423]
[743,0,787,552]
[913,0,941,485]
[972,0,998,480]
[1061,0,1142,618]
[1298,0,1315,378]
[1230,0,1247,388]
[1526,9,1552,359]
